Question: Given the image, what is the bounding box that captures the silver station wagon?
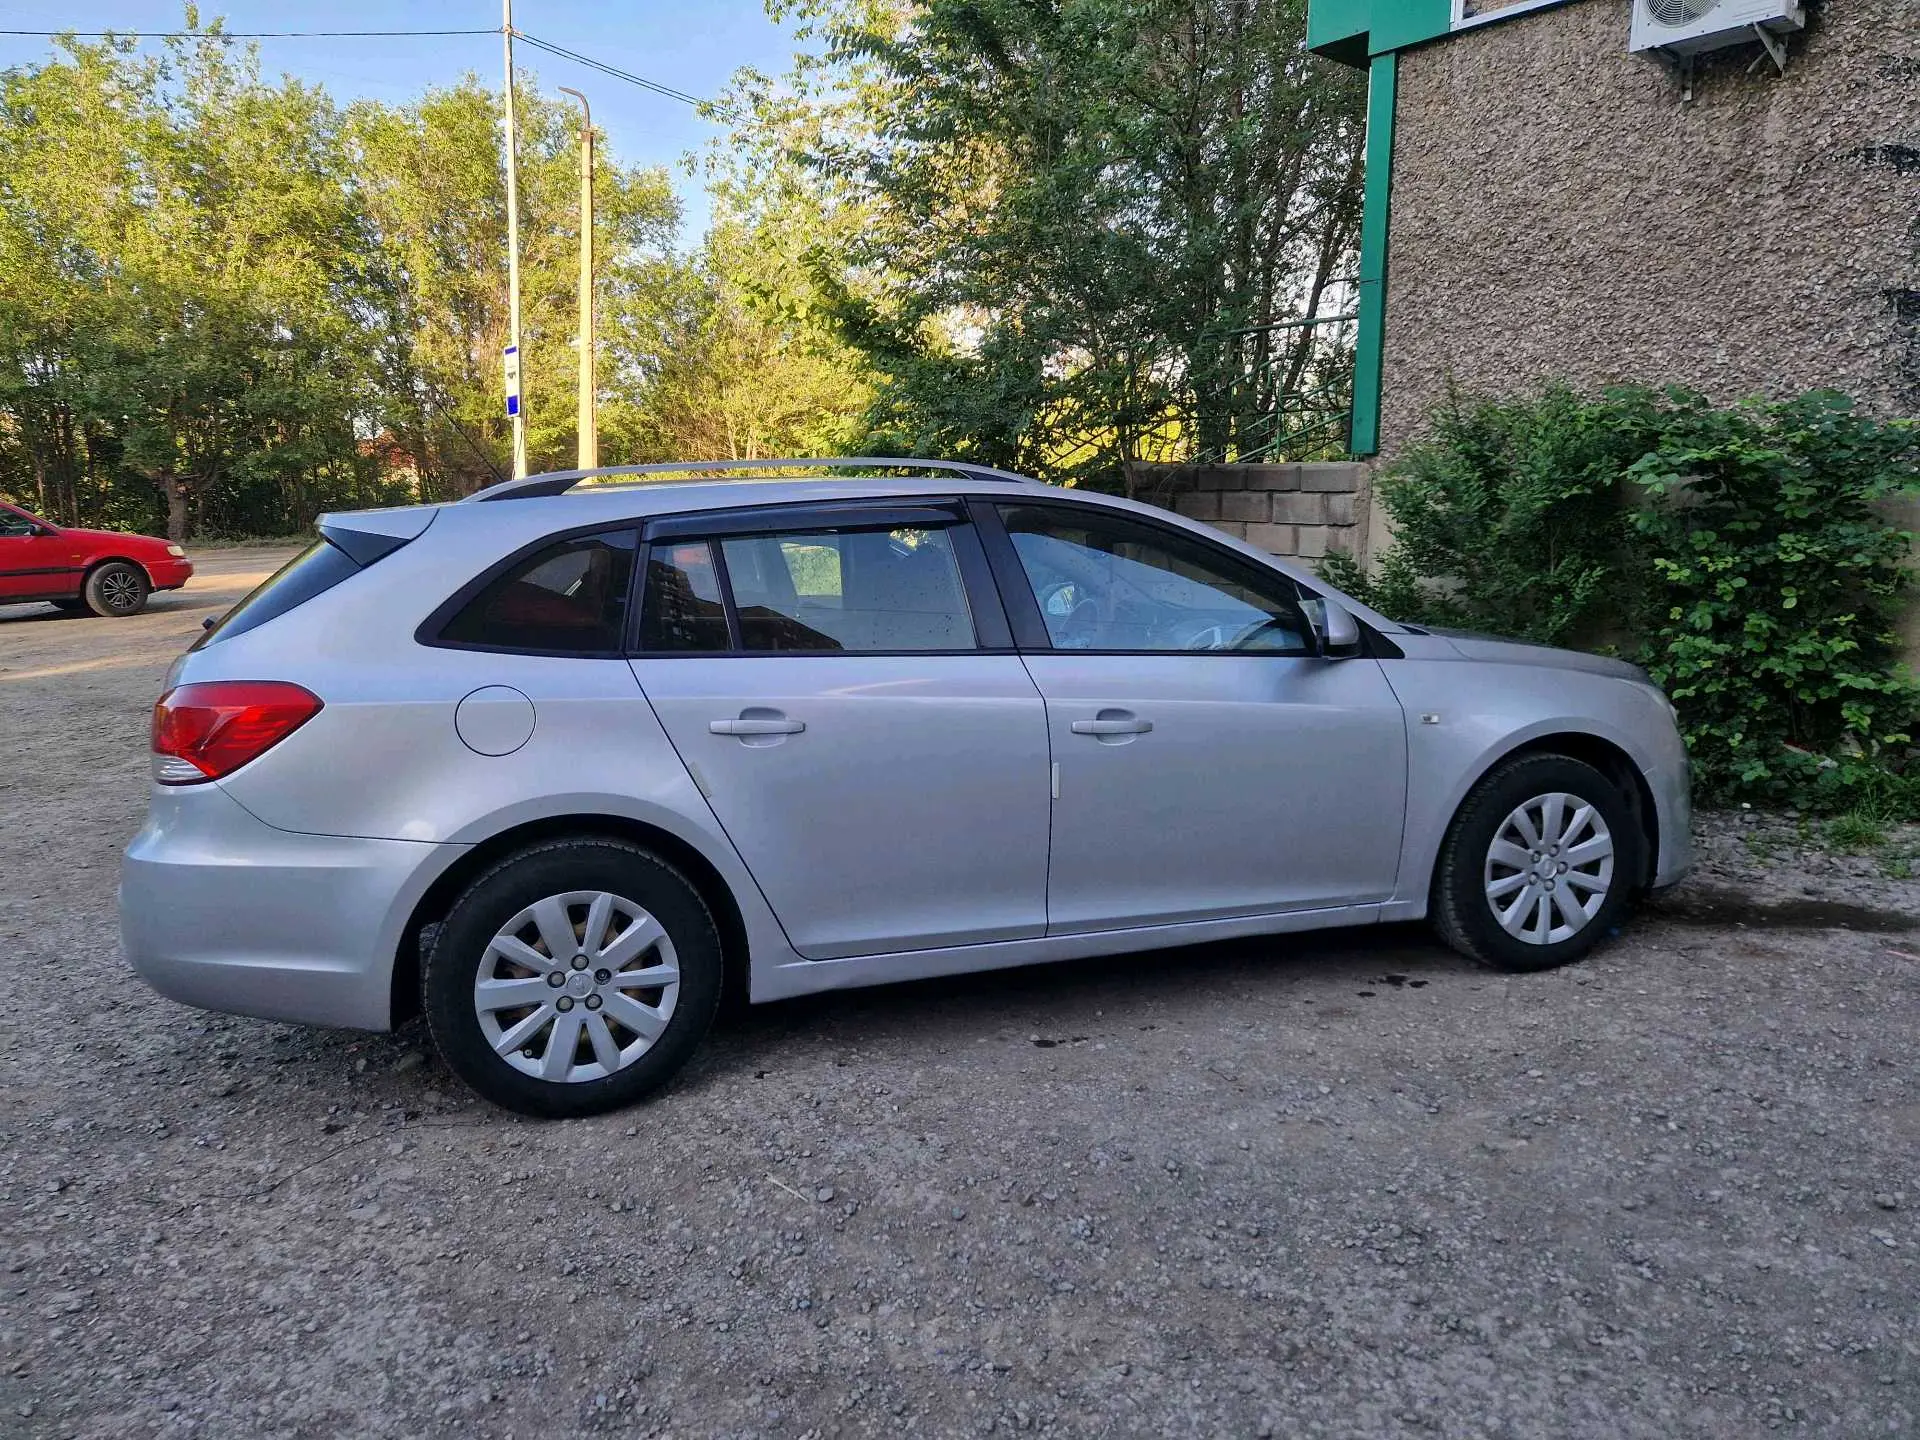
[122,459,1692,1117]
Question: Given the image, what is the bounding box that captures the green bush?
[1327,384,1659,648]
[1328,385,1920,813]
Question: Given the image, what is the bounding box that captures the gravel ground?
[2,549,1917,1439]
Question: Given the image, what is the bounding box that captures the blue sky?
[0,1,805,240]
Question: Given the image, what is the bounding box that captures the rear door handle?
[710,717,806,736]
[1071,715,1152,736]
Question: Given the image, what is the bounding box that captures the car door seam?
[624,661,806,959]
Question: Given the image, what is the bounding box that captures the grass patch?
[1825,812,1889,854]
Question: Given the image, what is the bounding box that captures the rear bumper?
[121,784,454,1031]
[146,557,194,591]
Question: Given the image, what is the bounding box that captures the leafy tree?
[636,216,874,461]
[1,1,1358,537]
[722,0,1366,487]
[1,31,398,536]
[349,78,683,494]
[0,26,692,533]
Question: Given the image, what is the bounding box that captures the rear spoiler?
[316,505,439,566]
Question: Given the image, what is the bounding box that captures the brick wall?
[1125,462,1370,562]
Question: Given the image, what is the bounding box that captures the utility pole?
[501,0,528,478]
[558,87,597,470]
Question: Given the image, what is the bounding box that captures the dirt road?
[2,549,1916,1438]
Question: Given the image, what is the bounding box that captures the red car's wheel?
[83,561,150,617]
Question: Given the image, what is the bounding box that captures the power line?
[2,25,712,108]
[514,30,706,107]
[418,391,508,486]
[1,28,497,38]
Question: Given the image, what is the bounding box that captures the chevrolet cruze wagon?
[122,459,1692,1117]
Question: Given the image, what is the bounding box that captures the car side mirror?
[1307,597,1362,658]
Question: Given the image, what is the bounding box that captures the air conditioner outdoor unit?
[1628,0,1805,57]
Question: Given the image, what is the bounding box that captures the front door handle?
[1071,713,1152,736]
[710,717,806,736]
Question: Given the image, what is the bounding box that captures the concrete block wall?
[1126,462,1369,563]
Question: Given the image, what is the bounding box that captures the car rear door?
[629,501,1051,960]
[980,499,1409,934]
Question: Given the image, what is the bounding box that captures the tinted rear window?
[639,540,731,652]
[438,529,638,654]
[194,539,360,649]
[720,526,975,652]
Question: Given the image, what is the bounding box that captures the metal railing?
[1191,306,1357,466]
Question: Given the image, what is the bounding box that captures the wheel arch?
[1439,731,1660,898]
[389,812,750,1028]
[83,554,153,581]
[81,555,158,606]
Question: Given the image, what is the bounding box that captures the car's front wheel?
[423,838,723,1118]
[1432,753,1642,973]
[83,561,150,617]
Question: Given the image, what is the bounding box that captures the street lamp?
[501,0,528,478]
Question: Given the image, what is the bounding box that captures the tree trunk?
[152,472,188,543]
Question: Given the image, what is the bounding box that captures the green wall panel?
[1349,52,1397,457]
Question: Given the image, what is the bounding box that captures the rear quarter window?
[434,529,638,655]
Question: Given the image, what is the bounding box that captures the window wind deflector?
[646,502,965,542]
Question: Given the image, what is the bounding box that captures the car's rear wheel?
[423,838,723,1118]
[1432,753,1642,973]
[83,561,150,617]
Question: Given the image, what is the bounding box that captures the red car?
[0,501,194,617]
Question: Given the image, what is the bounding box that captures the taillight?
[151,681,324,784]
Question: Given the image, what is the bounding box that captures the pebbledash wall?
[1301,0,1920,647]
[1376,0,1919,451]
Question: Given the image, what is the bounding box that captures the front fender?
[1377,662,1691,917]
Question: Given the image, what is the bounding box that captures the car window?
[998,505,1312,654]
[639,540,731,652]
[439,529,637,654]
[195,538,361,649]
[0,508,40,538]
[719,525,975,652]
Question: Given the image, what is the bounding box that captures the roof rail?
[464,456,1045,503]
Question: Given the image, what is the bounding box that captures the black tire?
[1432,753,1643,973]
[423,838,723,1118]
[83,561,150,617]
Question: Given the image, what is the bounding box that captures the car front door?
[629,501,1051,960]
[982,500,1409,934]
[0,506,74,602]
